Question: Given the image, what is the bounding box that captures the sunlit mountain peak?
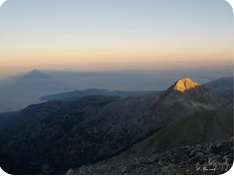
[173,78,200,92]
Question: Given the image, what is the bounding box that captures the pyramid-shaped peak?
[22,69,50,79]
[29,69,42,73]
[31,69,39,72]
[173,78,200,92]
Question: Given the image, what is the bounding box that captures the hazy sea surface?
[0,69,232,112]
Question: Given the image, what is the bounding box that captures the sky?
[0,0,233,77]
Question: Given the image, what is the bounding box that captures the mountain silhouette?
[40,89,161,101]
[205,76,233,103]
[21,69,50,79]
[205,76,233,94]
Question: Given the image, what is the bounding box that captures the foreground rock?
[67,139,233,175]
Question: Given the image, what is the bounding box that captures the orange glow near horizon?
[0,0,233,77]
[0,39,232,71]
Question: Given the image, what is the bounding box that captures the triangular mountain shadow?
[21,69,50,79]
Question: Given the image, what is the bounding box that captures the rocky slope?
[67,138,233,175]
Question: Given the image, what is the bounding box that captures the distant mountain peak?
[30,69,40,72]
[22,69,50,79]
[173,78,200,92]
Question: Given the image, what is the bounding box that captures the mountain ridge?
[0,77,232,174]
[40,89,161,101]
[20,69,51,79]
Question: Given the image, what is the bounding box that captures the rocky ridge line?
[67,138,233,175]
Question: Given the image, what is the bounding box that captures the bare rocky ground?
[67,138,233,175]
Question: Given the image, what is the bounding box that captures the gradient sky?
[0,0,233,77]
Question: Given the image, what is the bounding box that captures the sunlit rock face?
[173,78,200,92]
